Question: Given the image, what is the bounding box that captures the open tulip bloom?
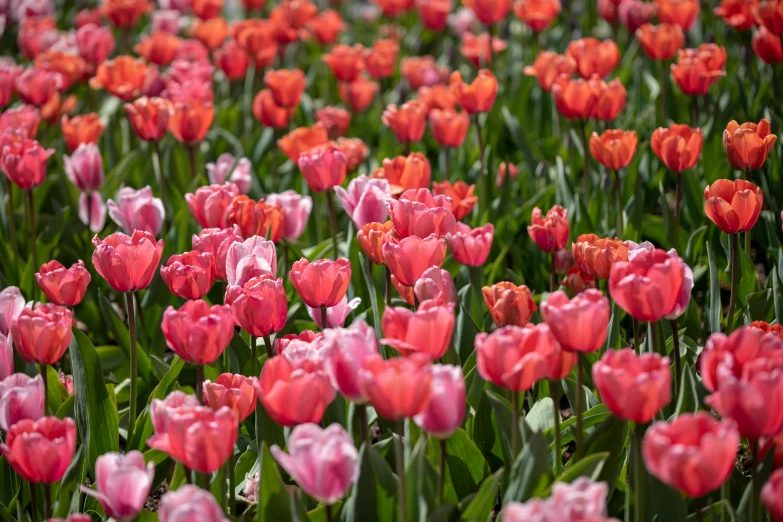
[3,2,783,522]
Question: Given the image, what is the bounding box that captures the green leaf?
[486,390,518,468]
[524,397,555,433]
[406,436,438,521]
[581,416,627,497]
[673,363,700,418]
[443,429,489,501]
[257,442,297,522]
[341,443,398,522]
[358,252,384,349]
[46,364,68,414]
[773,266,783,324]
[707,242,722,334]
[130,356,185,451]
[605,300,621,350]
[649,474,688,521]
[552,452,609,486]
[98,290,152,386]
[459,468,503,522]
[69,327,120,472]
[503,428,550,504]
[737,244,757,308]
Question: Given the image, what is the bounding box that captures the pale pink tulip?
[413,364,465,438]
[107,186,165,237]
[320,320,379,403]
[159,485,229,522]
[79,191,107,232]
[0,333,12,380]
[206,153,252,194]
[387,188,456,239]
[266,190,313,241]
[224,236,277,287]
[414,266,458,304]
[63,143,103,192]
[334,175,391,229]
[80,451,154,522]
[307,296,362,329]
[0,286,25,336]
[0,374,44,431]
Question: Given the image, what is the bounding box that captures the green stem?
[42,483,51,520]
[550,253,556,293]
[727,233,739,332]
[255,405,263,508]
[395,418,407,522]
[670,319,681,396]
[634,423,646,522]
[633,318,641,353]
[263,335,273,359]
[650,321,662,355]
[126,292,138,450]
[326,190,339,259]
[673,173,682,251]
[512,390,520,460]
[357,403,369,447]
[39,364,48,416]
[26,189,38,298]
[6,182,16,255]
[475,115,486,217]
[579,120,589,206]
[188,145,198,183]
[326,504,333,522]
[444,147,450,182]
[151,140,166,213]
[29,481,38,522]
[320,304,329,331]
[720,480,729,522]
[750,442,760,522]
[385,266,392,307]
[250,336,258,376]
[439,438,447,503]
[550,380,561,476]
[575,355,584,462]
[614,170,624,236]
[195,364,204,405]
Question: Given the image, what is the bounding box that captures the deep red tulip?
[527,205,570,252]
[185,183,240,229]
[382,301,455,359]
[289,258,351,309]
[482,282,537,327]
[703,179,764,234]
[225,275,288,337]
[541,289,609,353]
[650,124,703,172]
[214,40,250,81]
[753,26,783,63]
[723,119,778,171]
[383,234,447,286]
[36,260,91,307]
[0,416,76,483]
[202,373,257,421]
[416,0,451,30]
[92,231,164,293]
[360,353,432,420]
[12,304,72,365]
[619,0,656,32]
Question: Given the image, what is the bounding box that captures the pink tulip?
[185,183,240,229]
[63,143,103,192]
[266,190,313,241]
[383,233,447,287]
[202,373,257,422]
[307,296,362,329]
[1,138,54,190]
[414,266,458,304]
[151,10,182,34]
[192,226,243,281]
[275,330,323,356]
[0,374,44,431]
[503,478,614,521]
[206,153,252,194]
[36,260,91,306]
[107,186,165,237]
[92,231,164,293]
[413,364,465,438]
[161,300,234,365]
[150,391,200,434]
[12,303,73,365]
[160,250,216,299]
[225,235,277,287]
[447,222,494,266]
[334,175,392,229]
[665,249,693,319]
[79,191,107,232]
[0,332,12,380]
[75,23,115,66]
[0,286,25,336]
[541,289,610,353]
[271,423,358,505]
[387,188,456,239]
[0,416,76,484]
[46,514,92,522]
[762,469,783,522]
[80,451,154,522]
[382,301,455,359]
[320,320,379,403]
[224,275,288,337]
[0,105,40,139]
[298,143,347,192]
[159,485,229,522]
[290,258,352,308]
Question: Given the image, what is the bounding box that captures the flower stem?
[26,189,38,298]
[227,451,236,515]
[575,354,584,462]
[6,182,16,255]
[579,120,589,206]
[263,335,273,359]
[650,321,662,355]
[673,173,682,251]
[188,145,198,182]
[633,423,646,522]
[750,441,760,522]
[357,403,369,447]
[151,140,166,212]
[195,364,204,405]
[395,418,407,522]
[385,266,392,307]
[727,233,739,332]
[512,390,520,460]
[550,380,561,476]
[613,169,623,236]
[255,405,263,508]
[439,438,447,503]
[126,292,138,451]
[39,364,48,416]
[475,115,487,218]
[633,318,641,353]
[326,190,339,260]
[550,253,556,293]
[250,335,258,376]
[326,504,333,522]
[670,318,682,396]
[320,305,328,331]
[29,481,38,522]
[42,483,51,520]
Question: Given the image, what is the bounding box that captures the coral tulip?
[289,258,351,308]
[316,106,351,139]
[191,17,229,49]
[168,99,214,144]
[0,138,54,190]
[763,469,783,522]
[433,181,477,221]
[90,56,148,101]
[298,143,348,192]
[636,23,685,61]
[161,300,233,364]
[107,186,165,237]
[13,68,60,107]
[36,260,91,307]
[124,96,171,142]
[656,0,699,30]
[214,40,250,81]
[513,0,560,31]
[383,234,447,286]
[566,38,621,79]
[589,129,638,171]
[541,289,610,353]
[308,9,345,45]
[382,101,427,143]
[278,123,329,163]
[265,190,312,241]
[723,119,778,171]
[357,221,393,264]
[572,234,629,280]
[447,223,494,266]
[264,69,306,108]
[61,113,104,153]
[527,205,570,252]
[224,196,284,242]
[160,250,215,299]
[703,179,764,234]
[0,416,76,483]
[224,275,287,338]
[651,124,703,172]
[185,183,239,229]
[429,109,470,148]
[360,353,432,419]
[523,52,577,92]
[323,44,366,83]
[459,32,508,68]
[202,373,257,421]
[671,45,727,96]
[0,374,44,431]
[12,303,72,365]
[482,282,537,327]
[551,75,598,120]
[80,451,154,522]
[135,32,181,66]
[388,188,456,239]
[372,153,432,195]
[92,230,164,292]
[252,89,291,129]
[365,39,399,80]
[192,226,242,281]
[338,77,379,112]
[382,301,454,359]
[449,70,497,114]
[334,175,391,229]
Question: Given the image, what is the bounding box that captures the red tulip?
[670,45,727,96]
[225,275,287,337]
[432,181,477,221]
[76,23,116,67]
[763,469,783,522]
[214,40,250,81]
[12,304,72,365]
[298,143,348,192]
[482,282,537,327]
[322,44,366,83]
[383,234,447,287]
[387,188,456,239]
[264,69,306,108]
[339,77,379,113]
[252,89,292,129]
[0,416,76,483]
[382,301,455,359]
[185,183,240,229]
[650,124,703,172]
[365,40,399,80]
[161,300,233,365]
[447,223,494,266]
[160,250,215,300]
[289,258,351,309]
[36,260,91,307]
[192,226,243,281]
[703,179,764,234]
[656,0,700,30]
[92,231,164,293]
[254,356,335,426]
[168,99,214,144]
[429,109,470,148]
[589,129,638,171]
[360,353,432,420]
[527,205,570,252]
[316,106,351,139]
[463,0,511,24]
[513,0,560,31]
[278,123,330,163]
[523,52,577,92]
[0,105,41,139]
[308,9,346,45]
[0,138,54,190]
[135,32,181,66]
[636,23,685,61]
[541,289,609,353]
[459,32,508,68]
[753,26,783,63]
[202,373,257,421]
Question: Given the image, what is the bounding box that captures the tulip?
[80,451,154,522]
[185,183,239,229]
[655,0,699,30]
[191,18,228,50]
[322,44,366,82]
[541,289,609,353]
[527,205,570,253]
[334,138,368,170]
[0,138,54,190]
[459,32,508,68]
[290,258,352,309]
[202,154,249,196]
[723,119,778,172]
[202,373,257,421]
[417,85,460,114]
[428,109,470,150]
[12,303,72,365]
[191,226,242,281]
[36,260,91,307]
[432,181,477,221]
[264,68,306,108]
[0,416,76,483]
[214,40,250,81]
[763,469,783,522]
[160,250,215,299]
[320,321,379,404]
[252,89,292,129]
[307,296,362,329]
[382,301,454,359]
[651,124,703,172]
[372,153,432,196]
[360,353,432,420]
[481,282,537,327]
[643,412,738,497]
[13,68,60,107]
[159,300,233,365]
[449,70,497,114]
[298,143,348,192]
[401,56,448,90]
[414,266,458,305]
[0,332,12,380]
[635,23,685,61]
[753,26,783,63]
[75,23,116,67]
[462,0,511,24]
[168,99,214,144]
[382,101,428,144]
[271,423,358,504]
[224,235,277,287]
[704,179,764,234]
[222,195,282,242]
[64,143,104,194]
[513,0,560,31]
[278,123,330,163]
[671,45,727,96]
[523,51,577,92]
[124,97,171,142]
[566,38,621,79]
[0,105,41,139]
[412,364,465,439]
[357,221,392,265]
[589,129,638,171]
[338,77,380,113]
[134,32,181,66]
[572,234,629,280]
[0,374,44,431]
[192,0,223,19]
[551,75,599,120]
[60,113,104,153]
[103,0,148,27]
[275,331,322,356]
[388,188,456,239]
[90,56,148,101]
[334,175,391,229]
[159,485,227,522]
[224,275,287,340]
[383,234,447,287]
[254,356,335,426]
[713,0,756,30]
[107,185,165,237]
[0,287,25,336]
[266,191,313,241]
[750,320,783,340]
[149,404,237,473]
[504,478,614,521]
[308,9,346,44]
[315,107,351,139]
[364,39,399,80]
[496,162,519,187]
[92,230,164,293]
[447,223,494,266]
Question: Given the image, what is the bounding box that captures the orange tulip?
[34,51,86,92]
[41,94,77,125]
[591,76,627,121]
[264,69,306,108]
[460,32,508,68]
[225,195,285,241]
[713,0,758,31]
[589,129,638,171]
[513,0,561,31]
[168,100,214,144]
[566,37,621,79]
[416,0,452,30]
[757,0,783,34]
[651,124,703,172]
[358,221,393,264]
[338,77,379,112]
[450,69,498,114]
[636,23,685,61]
[231,19,278,68]
[191,17,229,49]
[573,233,629,280]
[372,153,431,195]
[723,119,778,171]
[307,10,345,45]
[365,39,399,80]
[382,101,427,143]
[416,85,458,113]
[523,51,577,92]
[214,40,251,81]
[655,0,700,30]
[551,75,599,120]
[401,56,450,89]
[433,181,477,220]
[482,281,537,327]
[252,89,292,129]
[463,0,512,24]
[671,44,727,96]
[277,123,329,163]
[102,0,150,28]
[322,44,366,83]
[428,109,470,148]
[336,137,369,170]
[752,26,783,63]
[90,56,148,101]
[269,0,318,32]
[61,114,104,153]
[125,96,171,141]
[134,32,180,66]
[704,179,764,234]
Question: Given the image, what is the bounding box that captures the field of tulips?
[3,0,783,520]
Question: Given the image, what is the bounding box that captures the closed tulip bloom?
[388,188,456,239]
[80,451,154,522]
[566,38,621,79]
[383,234,447,286]
[107,186,165,237]
[482,282,537,327]
[401,56,449,90]
[76,24,116,67]
[60,113,104,153]
[278,123,329,163]
[36,260,91,307]
[589,129,638,171]
[643,413,738,497]
[338,77,380,113]
[463,0,511,24]
[459,32,508,68]
[382,301,454,359]
[413,364,464,438]
[92,231,164,292]
[13,68,60,107]
[450,70,498,114]
[433,181,477,221]
[320,321,379,403]
[12,303,72,365]
[290,258,351,308]
[429,109,470,148]
[0,416,76,483]
[134,32,181,66]
[591,77,627,121]
[552,74,605,120]
[224,195,284,242]
[358,221,392,264]
[191,17,229,50]
[160,250,215,299]
[307,296,361,330]
[523,52,577,92]
[0,374,44,431]
[723,119,778,171]
[372,153,432,195]
[161,300,233,364]
[763,469,783,521]
[225,236,277,287]
[651,124,703,172]
[307,9,345,44]
[214,40,250,81]
[753,26,783,63]
[447,223,494,266]
[102,0,149,27]
[412,267,456,305]
[265,191,312,241]
[0,333,12,380]
[572,234,628,280]
[713,0,756,30]
[64,143,104,193]
[271,423,358,504]
[159,485,228,522]
[149,405,237,473]
[298,143,348,192]
[90,56,147,101]
[168,99,214,144]
[703,179,764,234]
[192,0,223,19]
[671,45,727,96]
[224,274,287,336]
[264,69,306,108]
[416,0,451,30]
[205,154,251,194]
[202,373,257,421]
[541,289,609,353]
[150,391,200,435]
[185,183,239,229]
[360,353,432,419]
[255,356,335,426]
[124,97,170,142]
[513,0,561,31]
[365,39,399,80]
[656,0,699,30]
[417,85,459,114]
[527,205,570,252]
[382,101,427,144]
[593,349,671,423]
[636,23,685,61]
[0,106,41,139]
[323,44,366,83]
[757,0,783,34]
[0,138,54,190]
[698,327,783,392]
[619,0,656,32]
[0,287,24,337]
[315,107,351,139]
[251,89,291,129]
[192,226,242,281]
[334,175,391,229]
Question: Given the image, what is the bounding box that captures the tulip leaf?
[707,242,722,334]
[69,327,120,472]
[358,252,384,349]
[503,427,550,504]
[98,289,152,387]
[406,436,439,521]
[459,468,503,522]
[45,363,68,414]
[341,443,398,522]
[581,416,628,496]
[257,442,304,522]
[547,452,609,491]
[485,390,518,469]
[129,356,185,451]
[737,244,757,308]
[442,429,489,502]
[544,404,611,448]
[648,474,688,521]
[673,364,700,418]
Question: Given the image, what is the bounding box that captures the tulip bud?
[36,260,91,306]
[0,374,44,431]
